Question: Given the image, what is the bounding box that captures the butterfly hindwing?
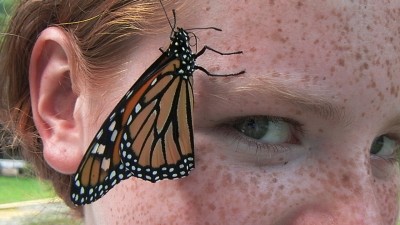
[70,99,132,205]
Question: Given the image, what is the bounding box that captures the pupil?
[234,117,269,140]
[371,136,384,155]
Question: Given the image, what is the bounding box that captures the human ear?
[29,27,83,174]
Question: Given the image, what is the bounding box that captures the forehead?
[190,0,400,119]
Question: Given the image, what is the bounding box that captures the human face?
[84,0,400,224]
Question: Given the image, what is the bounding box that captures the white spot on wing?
[91,143,99,153]
[126,90,133,98]
[101,158,110,171]
[108,120,116,131]
[127,115,133,125]
[109,112,116,120]
[151,78,157,86]
[135,104,141,113]
[97,144,106,154]
[110,130,118,142]
[96,129,104,139]
[110,171,116,179]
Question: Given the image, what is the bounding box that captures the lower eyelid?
[216,125,305,166]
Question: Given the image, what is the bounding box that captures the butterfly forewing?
[120,72,194,182]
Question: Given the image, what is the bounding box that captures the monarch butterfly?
[70,11,244,205]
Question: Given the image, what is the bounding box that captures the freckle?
[272,53,284,63]
[355,52,362,60]
[272,177,278,183]
[367,80,376,88]
[279,185,285,190]
[222,173,232,186]
[200,164,208,171]
[296,1,304,8]
[378,92,384,101]
[361,62,369,70]
[208,203,216,211]
[295,110,302,115]
[270,31,288,43]
[318,128,324,133]
[205,6,211,11]
[361,112,365,117]
[269,0,275,6]
[341,174,352,189]
[330,66,336,76]
[205,183,216,193]
[250,47,257,52]
[337,58,345,66]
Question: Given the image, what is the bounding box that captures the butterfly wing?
[120,62,195,182]
[70,53,194,205]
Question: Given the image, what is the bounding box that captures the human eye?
[232,116,301,145]
[219,116,304,166]
[370,135,400,163]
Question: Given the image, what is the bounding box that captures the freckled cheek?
[374,170,400,223]
[175,133,316,224]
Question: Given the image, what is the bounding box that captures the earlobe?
[29,27,84,174]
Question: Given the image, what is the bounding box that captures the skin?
[29,0,400,224]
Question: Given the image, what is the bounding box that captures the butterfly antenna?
[186,27,222,32]
[159,0,176,36]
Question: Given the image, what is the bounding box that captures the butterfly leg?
[195,45,243,59]
[194,65,245,77]
[194,46,245,77]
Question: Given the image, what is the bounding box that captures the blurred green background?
[0,0,13,31]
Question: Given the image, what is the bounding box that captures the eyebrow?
[211,73,351,126]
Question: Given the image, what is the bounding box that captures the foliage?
[0,176,56,204]
[0,0,14,31]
